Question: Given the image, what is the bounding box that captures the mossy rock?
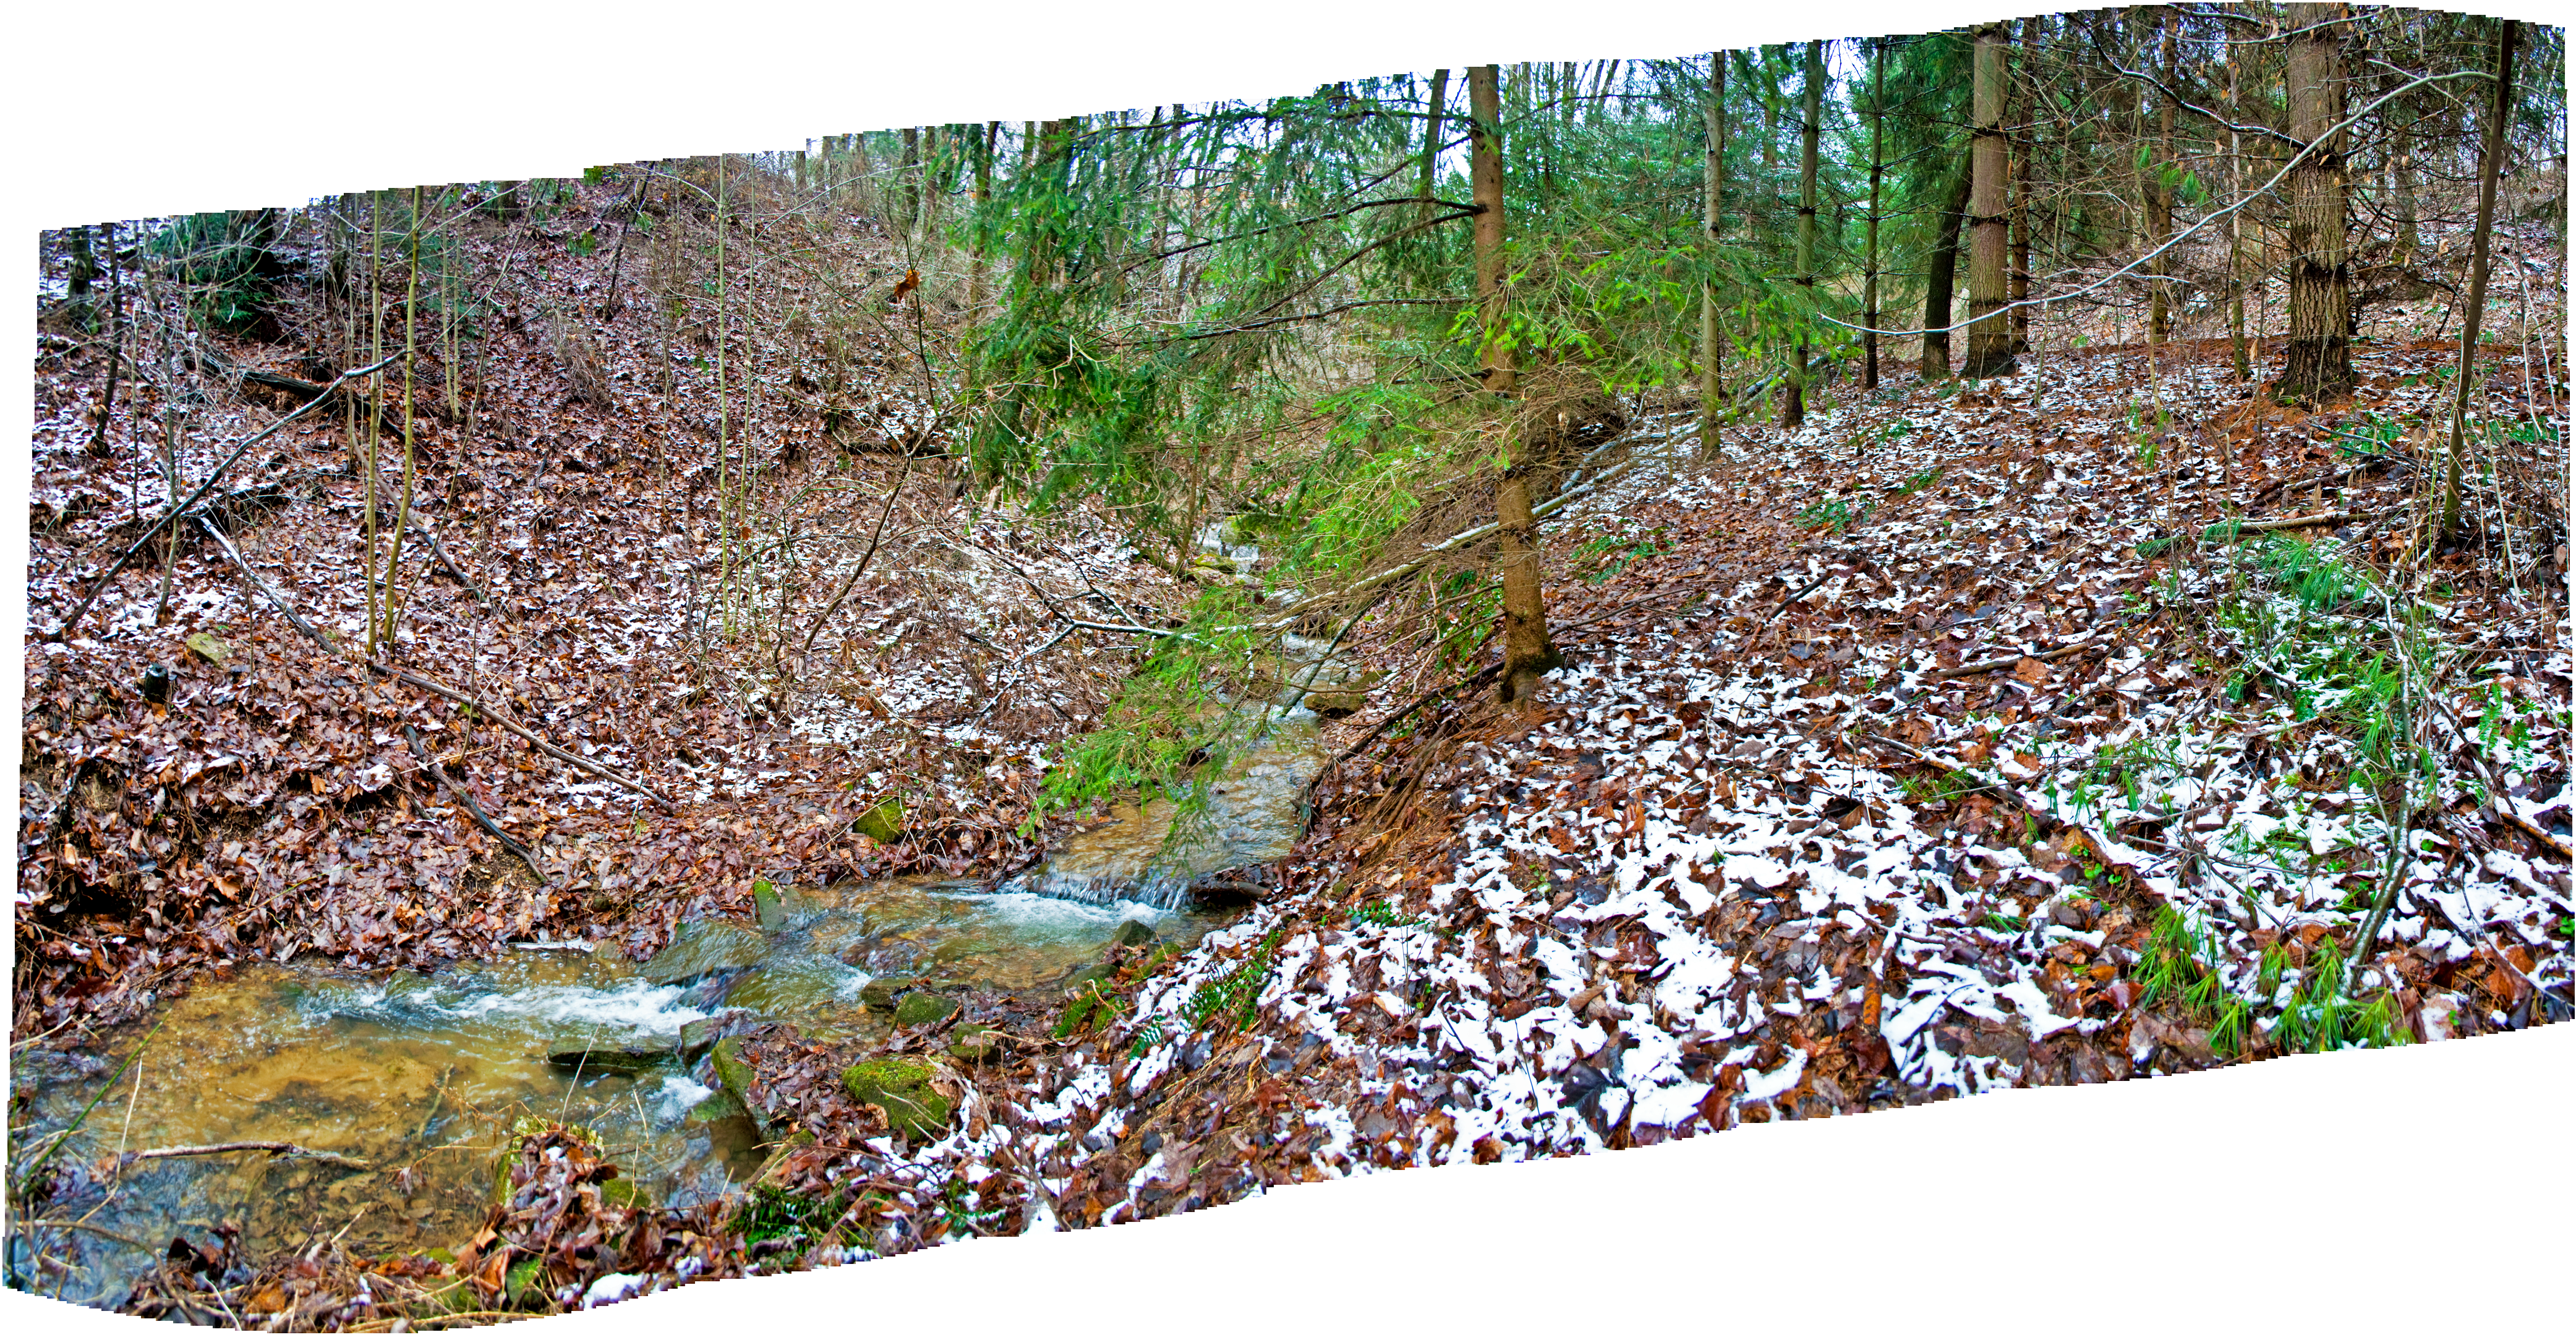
[1301,688,1367,716]
[707,1036,757,1114]
[857,976,915,1012]
[546,1037,672,1075]
[948,1024,1001,1064]
[1108,919,1158,950]
[678,1017,721,1063]
[599,1175,651,1210]
[684,1084,748,1125]
[852,799,905,845]
[893,991,959,1027]
[751,879,787,931]
[640,918,769,986]
[840,1058,951,1141]
[182,632,232,665]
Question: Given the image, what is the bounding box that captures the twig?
[121,1141,371,1169]
[405,725,547,884]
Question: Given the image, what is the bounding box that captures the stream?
[7,630,1353,1308]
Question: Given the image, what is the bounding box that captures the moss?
[708,1035,757,1116]
[893,991,959,1027]
[840,1058,951,1141]
[852,799,905,844]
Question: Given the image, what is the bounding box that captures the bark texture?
[1469,66,1561,706]
[2279,2,2354,403]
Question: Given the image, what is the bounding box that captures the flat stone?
[840,1058,951,1141]
[707,1035,757,1114]
[948,1024,1000,1063]
[893,992,959,1027]
[1300,688,1367,716]
[182,632,232,665]
[857,976,914,1012]
[640,918,769,986]
[678,1017,722,1064]
[546,1038,671,1075]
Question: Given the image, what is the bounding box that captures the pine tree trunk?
[1699,51,1727,452]
[1964,23,2015,378]
[2439,19,2518,541]
[1863,38,1885,392]
[2279,2,2355,403]
[2228,34,2251,382]
[2146,9,2177,346]
[1418,68,1449,229]
[1469,65,1560,708]
[1921,166,1970,379]
[2009,18,2035,356]
[1784,40,1823,429]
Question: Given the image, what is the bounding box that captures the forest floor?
[15,175,2571,1322]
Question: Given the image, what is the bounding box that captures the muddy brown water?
[8,712,1333,1307]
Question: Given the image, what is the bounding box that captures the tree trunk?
[1699,51,1727,452]
[2009,18,2036,356]
[2279,2,2355,403]
[1921,165,1970,379]
[2145,9,2177,346]
[899,127,922,238]
[2228,32,2251,382]
[1863,38,1885,392]
[1964,23,2015,378]
[2439,19,2518,541]
[967,121,996,324]
[1469,65,1560,708]
[1418,68,1450,229]
[1784,40,1822,428]
[83,221,125,459]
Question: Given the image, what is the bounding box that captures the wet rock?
[893,992,959,1027]
[948,1023,1000,1063]
[678,1017,726,1063]
[545,1037,672,1075]
[640,918,769,986]
[684,1084,749,1125]
[751,879,787,931]
[598,1175,651,1210]
[840,1057,951,1141]
[707,1035,758,1114]
[1109,919,1158,950]
[1300,687,1367,716]
[852,799,905,845]
[858,976,915,1011]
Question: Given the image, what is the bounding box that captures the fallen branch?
[1929,634,2109,682]
[197,517,676,810]
[51,352,403,642]
[122,1142,371,1170]
[2139,508,2383,556]
[404,725,548,884]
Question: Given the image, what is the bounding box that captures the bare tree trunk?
[1699,51,1728,452]
[1964,23,2016,378]
[84,221,125,459]
[2439,19,2519,541]
[1921,165,1970,379]
[2228,32,2252,382]
[382,187,423,648]
[899,127,922,241]
[967,121,997,324]
[1469,65,1560,708]
[1783,40,1822,428]
[2009,18,2036,356]
[1863,38,1885,392]
[2145,8,2177,347]
[2279,2,2355,403]
[1418,68,1450,229]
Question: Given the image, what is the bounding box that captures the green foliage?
[1890,466,1943,498]
[1571,526,1671,585]
[1032,587,1269,823]
[1796,497,1872,533]
[1179,929,1283,1032]
[730,1182,843,1252]
[149,211,284,332]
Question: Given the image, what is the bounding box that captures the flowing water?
[6,691,1344,1308]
